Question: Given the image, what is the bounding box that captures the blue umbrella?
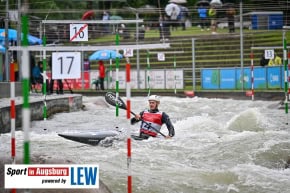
[0,29,42,45]
[89,49,123,61]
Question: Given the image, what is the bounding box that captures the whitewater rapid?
[1,95,290,193]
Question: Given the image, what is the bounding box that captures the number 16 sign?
[70,24,88,42]
[52,52,81,79]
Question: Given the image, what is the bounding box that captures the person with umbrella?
[98,60,105,90]
[178,6,189,30]
[165,2,181,32]
[197,5,209,31]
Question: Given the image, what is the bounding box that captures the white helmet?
[148,95,160,102]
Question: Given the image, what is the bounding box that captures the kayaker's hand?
[130,117,138,125]
[135,114,141,120]
[165,135,172,139]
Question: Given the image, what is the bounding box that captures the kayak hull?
[58,131,118,146]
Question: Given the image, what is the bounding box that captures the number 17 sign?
[52,52,81,79]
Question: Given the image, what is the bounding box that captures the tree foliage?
[0,0,287,20]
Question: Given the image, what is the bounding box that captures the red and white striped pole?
[250,52,254,101]
[10,61,16,163]
[125,60,132,193]
[10,60,16,193]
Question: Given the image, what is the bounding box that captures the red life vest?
[140,110,162,137]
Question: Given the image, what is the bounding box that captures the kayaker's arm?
[130,117,140,125]
[162,112,175,137]
[131,111,144,125]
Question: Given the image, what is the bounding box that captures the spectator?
[31,61,43,92]
[159,15,170,41]
[208,5,217,34]
[178,6,189,30]
[118,24,130,39]
[102,11,110,34]
[135,25,146,41]
[10,58,19,81]
[49,79,63,94]
[260,53,269,67]
[197,5,209,31]
[92,77,101,90]
[165,3,180,31]
[226,6,236,33]
[84,58,90,71]
[98,60,105,90]
[48,60,63,94]
[268,53,282,66]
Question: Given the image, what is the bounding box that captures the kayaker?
[131,95,175,139]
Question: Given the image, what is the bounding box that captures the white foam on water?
[1,96,290,193]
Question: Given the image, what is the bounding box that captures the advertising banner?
[165,69,184,89]
[131,70,146,89]
[220,68,236,89]
[5,164,99,189]
[201,69,219,89]
[47,71,90,90]
[147,70,165,89]
[236,68,251,89]
[201,66,283,90]
[267,66,281,88]
[253,67,267,89]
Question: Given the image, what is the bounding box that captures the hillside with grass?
[85,26,288,90]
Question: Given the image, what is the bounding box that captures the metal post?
[136,12,140,89]
[17,0,21,80]
[4,0,9,81]
[283,30,289,124]
[81,44,84,90]
[240,0,244,90]
[192,38,196,90]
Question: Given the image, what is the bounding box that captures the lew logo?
[70,167,98,186]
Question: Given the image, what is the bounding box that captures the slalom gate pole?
[125,58,132,193]
[109,53,112,89]
[250,51,254,101]
[10,58,16,193]
[146,51,150,96]
[42,35,47,120]
[283,31,289,125]
[174,54,177,94]
[21,15,31,167]
[10,61,16,164]
[115,33,120,117]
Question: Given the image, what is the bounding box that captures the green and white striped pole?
[42,35,47,120]
[283,30,289,125]
[21,15,30,165]
[146,51,150,96]
[109,53,113,89]
[115,33,120,117]
[174,54,177,94]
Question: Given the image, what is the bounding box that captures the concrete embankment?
[0,93,83,134]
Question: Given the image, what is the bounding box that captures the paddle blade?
[105,92,127,110]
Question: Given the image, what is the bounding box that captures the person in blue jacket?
[197,5,209,31]
[131,95,175,139]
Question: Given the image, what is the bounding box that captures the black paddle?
[105,92,167,138]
